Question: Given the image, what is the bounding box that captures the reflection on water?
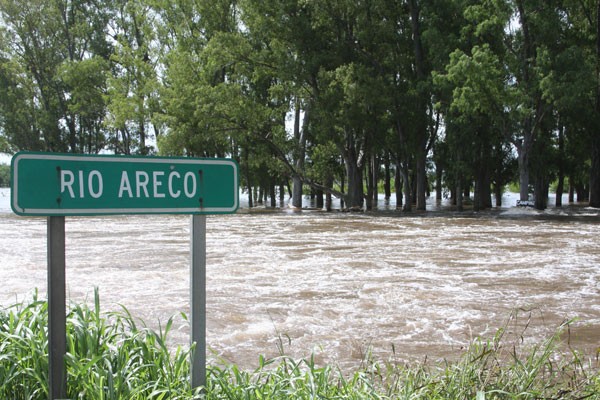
[1,187,599,370]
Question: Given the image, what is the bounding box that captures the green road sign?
[11,152,239,216]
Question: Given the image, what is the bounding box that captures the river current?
[1,187,599,370]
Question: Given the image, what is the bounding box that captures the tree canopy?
[1,0,599,210]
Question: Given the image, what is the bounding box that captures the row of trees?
[1,0,599,211]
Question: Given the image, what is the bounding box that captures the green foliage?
[0,0,599,208]
[0,291,197,399]
[0,164,9,187]
[1,295,600,399]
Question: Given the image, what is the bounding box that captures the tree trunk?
[435,160,443,201]
[401,163,412,212]
[340,167,346,210]
[244,147,253,208]
[517,143,530,201]
[384,154,391,200]
[325,175,333,211]
[372,154,379,209]
[345,152,364,210]
[395,164,403,210]
[556,125,565,207]
[416,152,427,210]
[577,182,589,202]
[270,181,276,208]
[569,179,575,203]
[456,176,464,212]
[534,175,548,210]
[291,175,302,208]
[139,117,147,155]
[494,184,503,207]
[365,155,374,211]
[408,0,428,211]
[316,190,324,209]
[590,137,600,207]
[590,0,600,207]
[257,186,264,205]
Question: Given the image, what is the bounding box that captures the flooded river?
[1,187,599,370]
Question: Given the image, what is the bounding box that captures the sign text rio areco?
[11,152,239,215]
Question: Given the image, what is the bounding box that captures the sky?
[0,153,10,165]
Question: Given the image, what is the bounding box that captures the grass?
[1,293,599,399]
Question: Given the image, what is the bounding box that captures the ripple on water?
[1,190,599,370]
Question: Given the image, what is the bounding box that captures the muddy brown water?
[1,188,599,370]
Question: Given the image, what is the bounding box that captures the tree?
[106,0,161,155]
[438,45,510,210]
[590,0,600,207]
[0,164,9,187]
[0,0,112,154]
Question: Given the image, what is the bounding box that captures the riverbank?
[1,295,599,399]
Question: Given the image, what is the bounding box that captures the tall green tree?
[0,0,112,154]
[435,0,514,210]
[590,0,600,207]
[105,0,162,155]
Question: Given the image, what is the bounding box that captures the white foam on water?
[1,188,599,370]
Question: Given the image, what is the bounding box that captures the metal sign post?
[47,216,67,399]
[10,152,239,397]
[190,214,207,390]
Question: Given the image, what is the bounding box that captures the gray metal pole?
[47,216,67,399]
[190,214,207,391]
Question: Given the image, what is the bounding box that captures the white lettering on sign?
[168,171,181,198]
[136,171,150,198]
[118,171,133,198]
[61,169,198,200]
[116,170,197,199]
[184,171,196,198]
[88,170,103,198]
[60,169,104,198]
[153,171,165,198]
[60,170,76,198]
[78,171,85,198]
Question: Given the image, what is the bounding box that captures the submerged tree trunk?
[365,152,378,211]
[401,163,412,212]
[325,175,333,211]
[473,144,491,211]
[408,0,429,211]
[395,163,403,210]
[569,179,575,203]
[270,181,276,208]
[534,174,548,210]
[556,125,565,207]
[456,176,464,212]
[384,154,391,200]
[590,0,600,207]
[365,155,374,211]
[435,160,443,201]
[517,142,530,202]
[345,150,364,210]
[494,184,503,207]
[416,152,427,210]
[244,145,253,208]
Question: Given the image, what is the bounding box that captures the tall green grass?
[1,293,599,399]
[1,291,195,399]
